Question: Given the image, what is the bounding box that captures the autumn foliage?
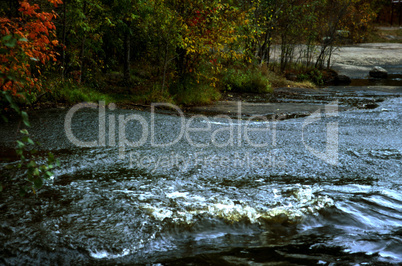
[0,0,61,96]
[180,3,249,86]
[0,0,387,105]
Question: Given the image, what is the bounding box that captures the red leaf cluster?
[0,0,61,95]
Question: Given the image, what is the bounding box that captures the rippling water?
[0,96,401,265]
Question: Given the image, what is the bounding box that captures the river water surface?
[0,92,401,265]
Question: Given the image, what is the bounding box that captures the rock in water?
[335,74,352,85]
[369,66,388,79]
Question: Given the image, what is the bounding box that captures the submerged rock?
[369,66,388,79]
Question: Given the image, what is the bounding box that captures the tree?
[162,0,251,89]
[103,0,142,83]
[1,0,61,195]
[58,0,105,84]
[1,0,61,96]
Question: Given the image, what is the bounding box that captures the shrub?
[297,69,324,86]
[222,68,272,93]
[43,79,113,104]
[174,82,221,105]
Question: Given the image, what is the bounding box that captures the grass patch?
[221,67,273,93]
[269,73,316,89]
[42,76,173,105]
[42,79,116,104]
[128,84,174,104]
[38,64,316,109]
[172,82,221,106]
[260,65,316,89]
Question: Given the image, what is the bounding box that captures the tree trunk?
[161,42,169,94]
[265,31,272,65]
[123,31,131,84]
[258,32,269,64]
[175,47,186,81]
[79,35,85,84]
[79,2,87,84]
[61,0,67,80]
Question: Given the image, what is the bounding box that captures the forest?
[2,2,402,263]
[1,0,391,109]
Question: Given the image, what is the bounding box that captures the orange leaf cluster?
[0,0,60,95]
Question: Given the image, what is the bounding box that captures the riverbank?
[30,84,401,122]
[331,43,402,78]
[187,42,402,119]
[22,42,402,121]
[80,85,401,122]
[183,86,402,120]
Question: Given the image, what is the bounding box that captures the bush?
[222,68,272,93]
[297,68,324,86]
[43,79,113,104]
[173,82,221,105]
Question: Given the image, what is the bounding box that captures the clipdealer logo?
[302,100,339,166]
[64,101,339,168]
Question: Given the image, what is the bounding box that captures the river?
[0,90,401,265]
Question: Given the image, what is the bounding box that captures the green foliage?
[132,83,174,104]
[0,4,60,196]
[297,69,324,86]
[2,0,385,108]
[43,79,113,104]
[1,91,59,196]
[175,83,221,106]
[0,91,26,124]
[222,67,272,93]
[11,130,60,196]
